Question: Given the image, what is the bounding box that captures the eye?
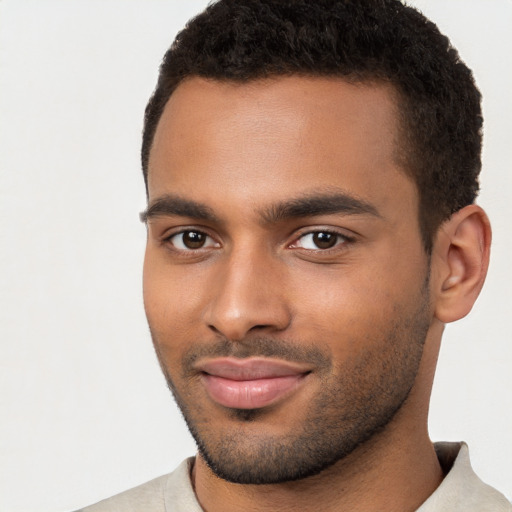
[292,231,348,250]
[167,230,219,250]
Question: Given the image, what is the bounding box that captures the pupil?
[183,231,205,249]
[313,232,337,249]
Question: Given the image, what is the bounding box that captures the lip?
[196,357,311,410]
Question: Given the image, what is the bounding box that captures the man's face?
[143,77,432,484]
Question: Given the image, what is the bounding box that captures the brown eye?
[312,232,337,249]
[183,231,205,248]
[293,231,347,250]
[169,230,218,250]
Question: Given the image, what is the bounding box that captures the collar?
[417,442,511,511]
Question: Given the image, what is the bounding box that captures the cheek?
[288,256,425,355]
[143,249,207,348]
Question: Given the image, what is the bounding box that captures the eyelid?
[162,227,221,251]
[288,227,355,251]
[158,224,354,254]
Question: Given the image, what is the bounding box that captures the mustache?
[181,336,332,373]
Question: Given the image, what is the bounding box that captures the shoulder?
[75,458,198,512]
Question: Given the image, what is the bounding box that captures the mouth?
[196,357,311,410]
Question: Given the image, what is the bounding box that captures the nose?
[202,246,292,341]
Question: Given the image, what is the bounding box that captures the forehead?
[147,76,416,220]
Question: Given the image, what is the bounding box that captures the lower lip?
[201,374,307,410]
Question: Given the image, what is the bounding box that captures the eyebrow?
[260,192,381,223]
[140,195,219,223]
[140,191,381,224]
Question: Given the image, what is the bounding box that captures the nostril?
[203,292,292,340]
[208,324,223,336]
[249,324,272,332]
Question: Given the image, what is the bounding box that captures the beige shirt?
[78,443,511,511]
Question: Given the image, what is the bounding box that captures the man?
[79,0,511,510]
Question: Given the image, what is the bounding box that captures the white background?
[0,1,510,511]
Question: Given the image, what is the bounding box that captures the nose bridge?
[203,241,291,340]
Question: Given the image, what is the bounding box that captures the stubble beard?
[150,279,431,485]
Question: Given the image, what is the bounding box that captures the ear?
[431,204,491,323]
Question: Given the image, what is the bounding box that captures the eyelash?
[164,229,219,252]
[289,230,353,252]
[163,227,354,254]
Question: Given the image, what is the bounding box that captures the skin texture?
[143,76,491,512]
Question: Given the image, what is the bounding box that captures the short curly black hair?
[142,0,482,252]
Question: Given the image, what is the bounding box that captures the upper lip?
[195,357,311,381]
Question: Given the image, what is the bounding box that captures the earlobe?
[432,205,491,323]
